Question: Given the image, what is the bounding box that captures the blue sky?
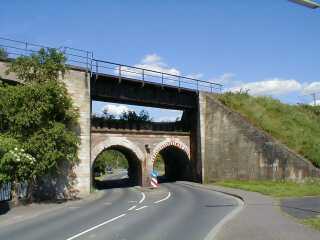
[1,0,320,120]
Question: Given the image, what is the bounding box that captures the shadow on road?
[94,178,135,190]
[0,202,10,215]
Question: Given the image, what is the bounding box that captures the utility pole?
[311,93,317,106]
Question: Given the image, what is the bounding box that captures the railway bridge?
[1,37,319,197]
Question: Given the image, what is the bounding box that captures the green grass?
[214,180,320,198]
[217,92,320,168]
[302,218,320,231]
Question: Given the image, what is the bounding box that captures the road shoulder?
[207,185,320,240]
[0,190,106,228]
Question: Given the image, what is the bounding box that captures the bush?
[0,48,8,60]
[0,48,79,200]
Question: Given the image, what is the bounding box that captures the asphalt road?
[0,181,239,240]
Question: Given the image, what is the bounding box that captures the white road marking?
[139,192,146,204]
[135,205,148,211]
[128,201,137,203]
[65,214,126,240]
[127,205,137,211]
[154,192,171,204]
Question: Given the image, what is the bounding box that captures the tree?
[0,48,79,201]
[6,48,66,83]
[120,110,152,123]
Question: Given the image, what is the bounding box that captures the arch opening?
[153,145,192,183]
[92,145,142,189]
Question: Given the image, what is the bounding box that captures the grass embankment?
[217,92,320,168]
[214,180,320,198]
[302,218,320,231]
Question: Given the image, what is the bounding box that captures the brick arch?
[91,137,145,166]
[151,138,190,164]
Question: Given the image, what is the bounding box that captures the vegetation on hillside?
[215,179,320,198]
[218,92,320,168]
[0,48,8,60]
[302,218,320,231]
[0,48,79,201]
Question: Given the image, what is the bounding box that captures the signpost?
[150,171,159,188]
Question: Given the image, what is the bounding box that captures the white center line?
[154,192,171,204]
[127,205,137,211]
[139,192,146,204]
[65,214,126,240]
[135,205,148,211]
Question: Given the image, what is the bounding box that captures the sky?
[1,0,320,121]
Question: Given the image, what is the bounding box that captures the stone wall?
[199,92,320,183]
[63,68,91,196]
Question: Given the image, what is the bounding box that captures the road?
[0,181,240,240]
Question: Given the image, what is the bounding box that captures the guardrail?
[0,36,223,93]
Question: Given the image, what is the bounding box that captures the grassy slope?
[302,218,320,231]
[215,180,320,198]
[217,92,320,168]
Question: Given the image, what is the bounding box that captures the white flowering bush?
[0,136,36,184]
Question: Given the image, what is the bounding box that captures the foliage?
[5,48,67,83]
[119,110,152,122]
[214,179,320,198]
[153,154,165,176]
[218,92,320,167]
[0,48,8,60]
[0,135,20,183]
[93,150,128,175]
[0,48,79,196]
[302,218,320,231]
[0,81,77,136]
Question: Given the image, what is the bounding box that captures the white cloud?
[185,73,204,79]
[116,53,183,80]
[229,78,302,96]
[135,54,180,76]
[102,104,130,117]
[210,73,236,84]
[302,82,320,94]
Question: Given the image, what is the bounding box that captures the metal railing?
[0,182,29,202]
[0,36,93,72]
[92,59,222,92]
[0,36,222,93]
[0,182,11,201]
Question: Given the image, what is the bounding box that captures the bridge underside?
[91,73,198,110]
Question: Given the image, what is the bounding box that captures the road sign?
[150,171,159,188]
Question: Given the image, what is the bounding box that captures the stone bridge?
[1,57,319,198]
[91,129,192,187]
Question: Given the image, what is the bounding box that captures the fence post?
[142,69,145,87]
[119,65,122,83]
[24,42,28,56]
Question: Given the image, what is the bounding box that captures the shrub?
[0,48,8,60]
[0,48,79,200]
